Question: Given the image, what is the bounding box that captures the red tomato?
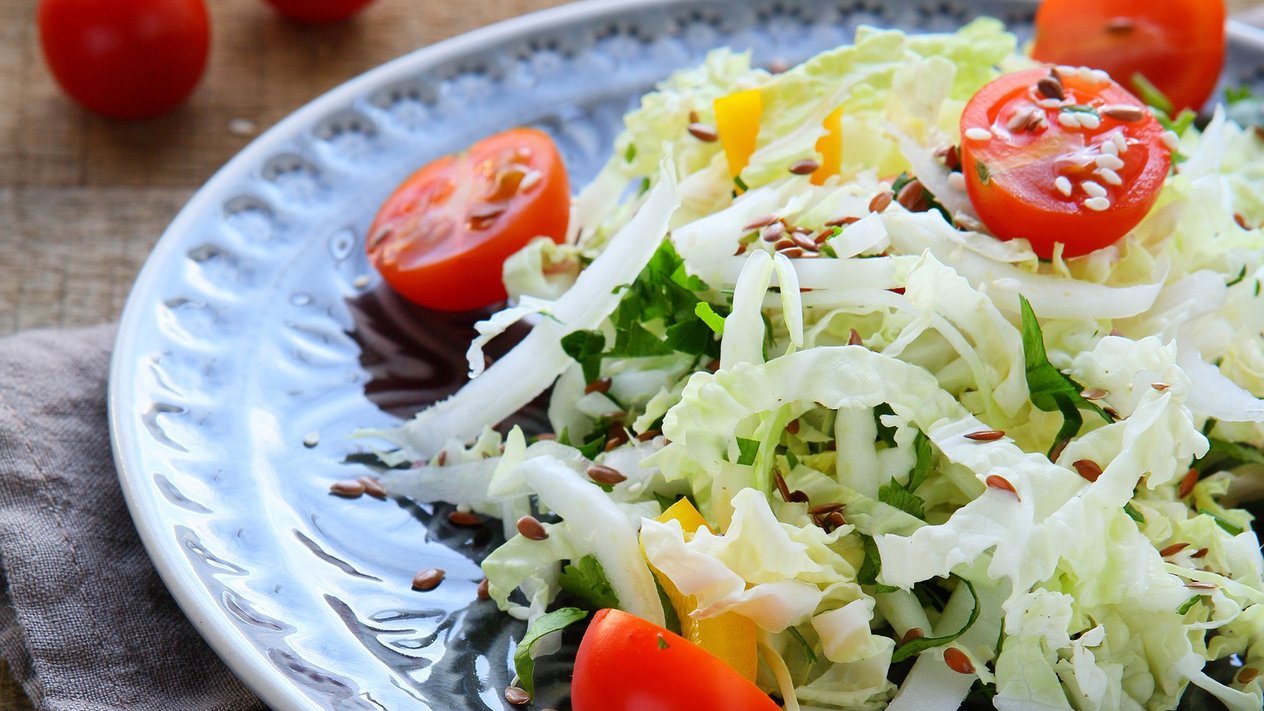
[367,127,570,312]
[571,609,780,711]
[37,0,210,120]
[263,0,375,24]
[959,66,1172,259]
[1031,0,1225,113]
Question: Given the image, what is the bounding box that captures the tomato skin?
[367,127,569,312]
[960,66,1171,260]
[1031,0,1225,112]
[263,0,375,24]
[571,609,779,711]
[37,0,210,120]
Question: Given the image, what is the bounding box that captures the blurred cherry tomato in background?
[263,0,376,24]
[1031,0,1226,113]
[38,0,210,120]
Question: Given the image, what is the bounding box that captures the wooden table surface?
[2,0,1263,708]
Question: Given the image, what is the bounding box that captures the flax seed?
[847,328,863,346]
[687,123,718,142]
[790,159,820,175]
[761,222,786,242]
[584,377,612,394]
[943,647,975,674]
[358,477,387,500]
[411,568,445,591]
[1160,542,1190,557]
[986,474,1019,499]
[587,463,627,485]
[504,686,531,705]
[743,214,779,230]
[516,515,549,541]
[476,578,490,599]
[1036,75,1065,101]
[1179,468,1199,498]
[869,191,893,213]
[329,480,366,498]
[900,627,925,644]
[448,510,483,526]
[964,430,1005,441]
[1072,459,1102,483]
[1080,387,1107,400]
[809,502,844,515]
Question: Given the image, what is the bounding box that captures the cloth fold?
[0,325,262,711]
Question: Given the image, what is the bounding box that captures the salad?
[359,9,1264,711]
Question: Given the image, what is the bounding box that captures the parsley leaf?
[558,555,621,610]
[513,607,588,697]
[1018,294,1110,457]
[878,482,926,520]
[560,330,606,383]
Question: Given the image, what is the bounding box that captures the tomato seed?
[1072,459,1103,483]
[587,463,627,485]
[411,568,445,591]
[943,647,975,674]
[516,515,549,541]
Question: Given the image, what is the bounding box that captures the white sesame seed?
[1096,167,1123,185]
[1081,180,1107,198]
[1038,98,1065,109]
[1058,112,1081,129]
[993,277,1022,291]
[1111,132,1128,154]
[1161,131,1180,150]
[519,169,543,191]
[303,431,320,447]
[353,274,371,289]
[948,172,966,191]
[1084,196,1111,211]
[1101,139,1119,156]
[1095,154,1125,170]
[1055,176,1073,196]
[1089,69,1112,85]
[965,127,993,141]
[1078,113,1102,130]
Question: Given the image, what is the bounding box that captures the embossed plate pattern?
[109,1,1264,709]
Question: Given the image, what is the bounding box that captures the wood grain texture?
[2,0,1262,708]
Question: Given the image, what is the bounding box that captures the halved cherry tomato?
[263,0,375,24]
[1031,0,1225,113]
[366,127,569,311]
[959,66,1171,259]
[571,609,780,711]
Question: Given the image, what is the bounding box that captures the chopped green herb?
[1177,595,1202,615]
[873,403,899,447]
[513,607,588,697]
[695,302,726,335]
[624,142,638,163]
[735,437,761,466]
[1123,502,1146,524]
[786,626,818,666]
[879,481,926,519]
[559,555,621,610]
[734,175,749,193]
[1200,509,1245,536]
[1130,72,1174,115]
[785,450,800,471]
[857,535,882,586]
[1225,85,1254,105]
[656,633,670,649]
[1228,265,1249,287]
[561,330,606,383]
[907,431,933,492]
[1193,437,1264,475]
[637,177,651,196]
[891,577,980,663]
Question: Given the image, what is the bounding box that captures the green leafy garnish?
[1018,295,1111,457]
[513,607,588,697]
[1193,437,1264,474]
[890,577,980,663]
[561,330,607,383]
[879,482,926,520]
[559,555,621,610]
[695,302,726,335]
[734,436,761,466]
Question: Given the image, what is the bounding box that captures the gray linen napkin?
[0,325,264,711]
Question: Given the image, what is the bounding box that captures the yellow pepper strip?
[812,106,843,185]
[645,498,760,681]
[713,88,764,182]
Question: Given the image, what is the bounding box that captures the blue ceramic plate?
[109,1,1264,708]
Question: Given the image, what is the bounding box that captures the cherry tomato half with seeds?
[959,66,1172,260]
[367,127,570,312]
[263,0,375,24]
[571,608,780,711]
[1031,0,1225,113]
[38,0,210,120]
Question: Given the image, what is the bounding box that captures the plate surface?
[109,1,1264,709]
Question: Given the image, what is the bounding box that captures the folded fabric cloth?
[0,325,263,711]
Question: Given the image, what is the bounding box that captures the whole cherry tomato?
[570,608,780,711]
[38,0,210,120]
[366,127,570,312]
[1031,0,1226,113]
[263,0,375,24]
[960,66,1172,259]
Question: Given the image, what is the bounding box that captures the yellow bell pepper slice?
[812,106,843,185]
[646,498,760,682]
[713,88,764,182]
